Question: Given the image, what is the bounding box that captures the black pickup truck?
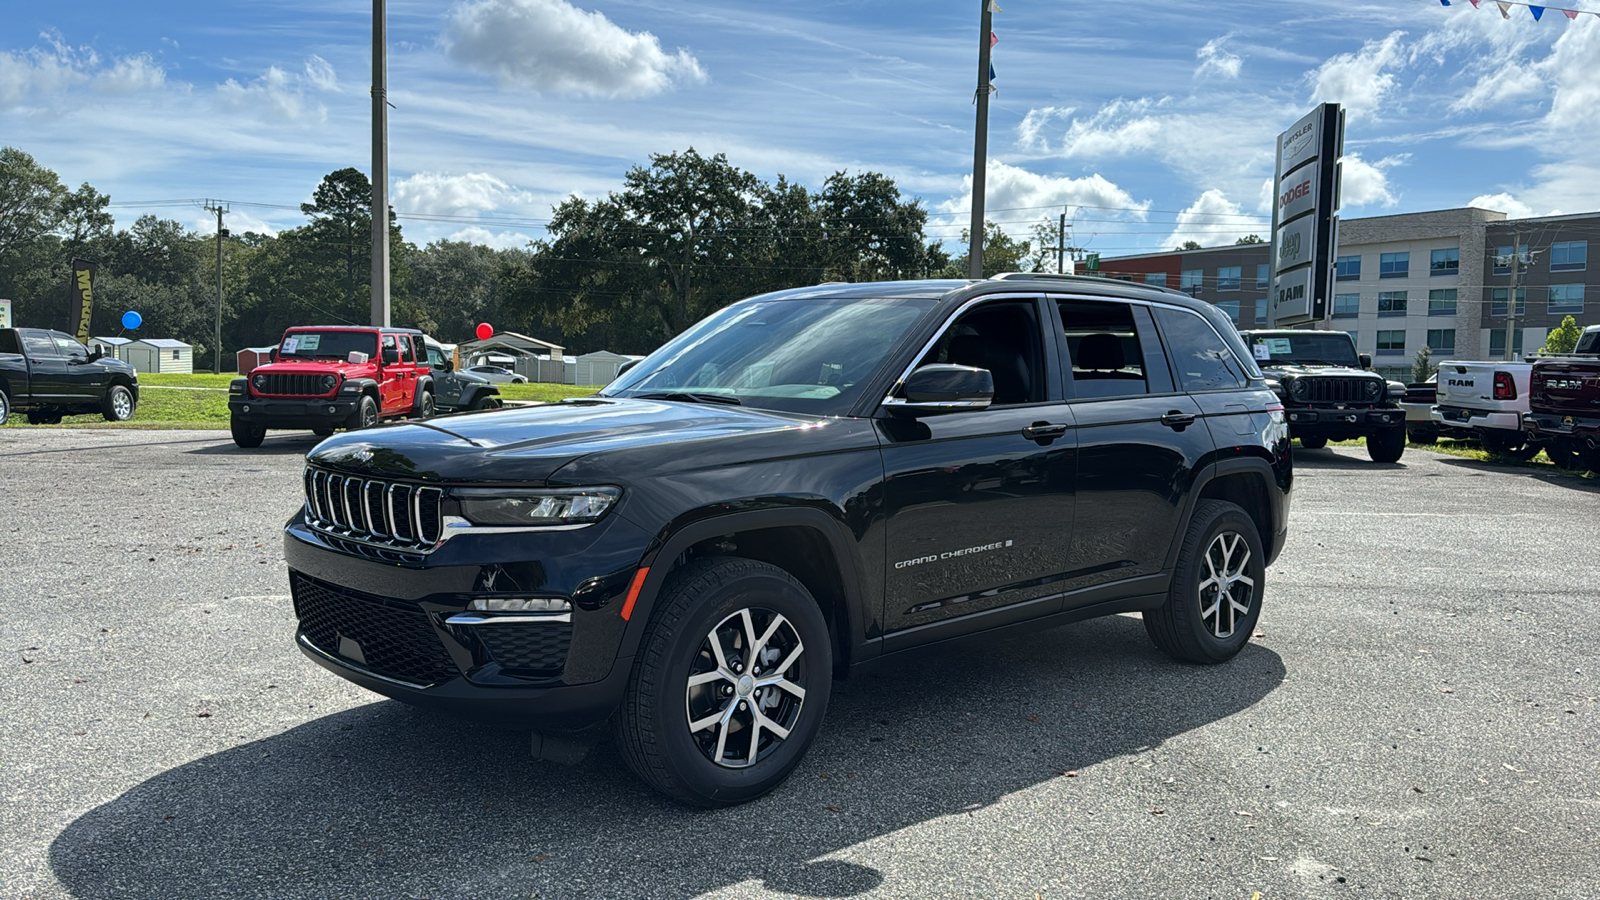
[0,327,140,424]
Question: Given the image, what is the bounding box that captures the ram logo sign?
[1267,104,1344,327]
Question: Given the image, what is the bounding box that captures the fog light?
[327,405,337,414]
[468,597,572,613]
[242,404,251,413]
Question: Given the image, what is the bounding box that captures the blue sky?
[5,0,1599,257]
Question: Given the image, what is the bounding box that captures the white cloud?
[938,162,1148,243]
[1195,36,1241,80]
[0,37,170,108]
[444,0,706,99]
[95,54,166,95]
[1164,189,1255,249]
[193,208,279,237]
[447,225,534,249]
[1340,153,1405,208]
[1017,106,1072,152]
[1468,191,1534,219]
[1308,31,1407,119]
[394,171,533,216]
[214,60,337,123]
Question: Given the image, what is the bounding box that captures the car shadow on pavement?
[1289,447,1408,470]
[1429,454,1600,493]
[49,616,1284,899]
[183,434,323,456]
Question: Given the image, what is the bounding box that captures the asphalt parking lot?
[2,429,1597,899]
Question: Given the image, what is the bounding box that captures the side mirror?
[382,349,400,365]
[87,346,103,362]
[1359,353,1372,369]
[434,358,453,371]
[883,364,994,415]
[617,359,639,377]
[270,349,279,363]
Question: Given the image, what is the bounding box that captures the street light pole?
[968,0,994,279]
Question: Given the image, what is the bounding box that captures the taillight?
[1493,371,1516,401]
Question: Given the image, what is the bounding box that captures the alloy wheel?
[684,607,806,768]
[111,389,133,420]
[1198,531,1255,639]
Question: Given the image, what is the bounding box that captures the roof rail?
[989,271,1193,298]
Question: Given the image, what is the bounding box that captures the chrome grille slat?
[303,467,441,552]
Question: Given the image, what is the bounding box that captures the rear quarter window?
[1153,306,1251,391]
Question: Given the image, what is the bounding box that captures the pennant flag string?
[1440,0,1600,20]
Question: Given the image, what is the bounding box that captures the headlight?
[251,374,267,390]
[1288,379,1309,400]
[453,487,621,527]
[321,374,339,392]
[1365,379,1381,397]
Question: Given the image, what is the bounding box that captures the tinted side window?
[1153,307,1248,392]
[52,333,88,360]
[410,336,426,364]
[22,330,58,358]
[0,330,19,354]
[1058,299,1153,399]
[918,299,1048,405]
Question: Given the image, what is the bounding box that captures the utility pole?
[370,0,391,327]
[204,200,228,374]
[1504,233,1520,361]
[968,0,994,279]
[1057,212,1067,274]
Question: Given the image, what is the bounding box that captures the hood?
[1261,363,1377,378]
[306,396,820,484]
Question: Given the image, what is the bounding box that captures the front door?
[1055,299,1213,602]
[426,344,463,408]
[879,296,1077,645]
[20,329,68,403]
[52,332,104,401]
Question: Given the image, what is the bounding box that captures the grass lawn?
[1318,436,1594,477]
[2,374,601,430]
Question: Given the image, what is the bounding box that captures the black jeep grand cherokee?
[285,275,1292,806]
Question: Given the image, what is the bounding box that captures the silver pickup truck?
[1430,360,1538,457]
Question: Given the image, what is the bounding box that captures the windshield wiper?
[635,391,743,406]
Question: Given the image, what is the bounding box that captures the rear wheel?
[614,557,832,807]
[414,390,435,419]
[1406,424,1438,445]
[1548,440,1586,471]
[230,419,266,448]
[1367,426,1406,463]
[348,395,379,430]
[102,384,136,422]
[1144,500,1264,664]
[1479,430,1539,460]
[1298,436,1328,450]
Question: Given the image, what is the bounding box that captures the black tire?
[101,384,137,422]
[468,393,499,411]
[28,411,61,425]
[1367,426,1406,463]
[415,390,436,419]
[1298,436,1328,450]
[1548,441,1587,471]
[312,427,335,437]
[1144,500,1264,664]
[614,557,832,807]
[348,394,379,430]
[1479,430,1539,460]
[230,418,266,448]
[1406,424,1438,445]
[0,387,9,425]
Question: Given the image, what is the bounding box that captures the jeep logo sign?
[1268,103,1344,327]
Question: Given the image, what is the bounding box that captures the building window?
[1217,266,1241,291]
[1333,293,1360,318]
[1550,240,1587,273]
[1488,328,1524,359]
[1254,297,1267,324]
[1256,263,1269,289]
[1180,269,1202,291]
[1378,291,1408,316]
[1428,288,1457,316]
[1492,245,1529,275]
[1549,283,1585,314]
[1426,329,1456,354]
[1376,330,1406,355]
[1336,255,1361,281]
[1490,287,1527,317]
[1379,252,1409,278]
[1145,272,1167,287]
[172,349,180,360]
[1430,248,1459,276]
[1215,299,1241,324]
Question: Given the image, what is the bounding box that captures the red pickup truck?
[227,326,435,448]
[1525,325,1600,472]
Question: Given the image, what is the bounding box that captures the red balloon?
[475,322,493,341]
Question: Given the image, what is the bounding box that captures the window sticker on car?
[1264,338,1293,356]
[1254,343,1271,360]
[297,334,322,351]
[281,337,299,354]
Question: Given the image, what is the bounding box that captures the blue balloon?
[121,311,142,329]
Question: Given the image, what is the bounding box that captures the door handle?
[1160,410,1197,430]
[1022,421,1069,443]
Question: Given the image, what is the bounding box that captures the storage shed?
[124,338,194,374]
[89,336,132,360]
[236,346,277,376]
[573,351,637,386]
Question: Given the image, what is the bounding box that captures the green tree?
[1235,234,1265,244]
[1541,315,1584,354]
[1411,346,1435,384]
[943,221,1033,278]
[1177,240,1203,250]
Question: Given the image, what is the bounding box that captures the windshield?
[603,296,938,415]
[1242,331,1359,367]
[279,331,377,361]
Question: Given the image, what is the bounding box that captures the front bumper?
[283,509,652,730]
[231,394,360,428]
[1283,406,1403,434]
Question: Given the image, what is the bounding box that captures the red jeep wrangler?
[228,326,436,448]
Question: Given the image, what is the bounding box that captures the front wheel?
[468,393,500,411]
[1406,424,1438,445]
[1367,426,1406,463]
[101,384,137,422]
[1298,436,1328,450]
[1144,500,1264,664]
[230,419,265,448]
[614,557,832,807]
[0,387,9,425]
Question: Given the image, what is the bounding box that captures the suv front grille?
[1302,377,1378,404]
[291,573,459,686]
[256,373,331,396]
[304,467,444,551]
[473,622,572,675]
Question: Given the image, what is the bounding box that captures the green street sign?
[1086,253,1100,271]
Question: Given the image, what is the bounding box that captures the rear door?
[378,334,409,415]
[878,294,1077,644]
[1148,305,1258,443]
[1054,298,1212,602]
[0,329,30,403]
